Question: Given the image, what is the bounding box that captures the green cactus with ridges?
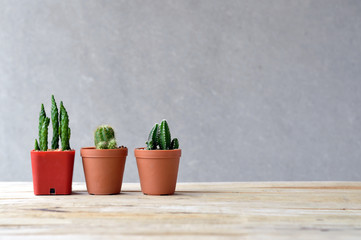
[34,96,72,152]
[159,119,171,150]
[39,117,50,151]
[60,102,71,151]
[146,119,179,150]
[59,101,63,138]
[34,139,40,151]
[51,95,59,149]
[94,125,117,149]
[38,104,46,141]
[146,123,159,150]
[170,138,179,149]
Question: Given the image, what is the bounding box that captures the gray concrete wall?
[1,0,360,182]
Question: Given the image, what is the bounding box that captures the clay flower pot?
[31,150,75,195]
[134,148,181,195]
[80,147,128,195]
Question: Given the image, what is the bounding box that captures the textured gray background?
[0,0,360,182]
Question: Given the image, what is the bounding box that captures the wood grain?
[0,182,360,239]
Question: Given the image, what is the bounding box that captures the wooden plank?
[0,182,360,239]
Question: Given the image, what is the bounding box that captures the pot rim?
[134,147,181,151]
[31,149,76,153]
[80,146,128,158]
[134,147,181,158]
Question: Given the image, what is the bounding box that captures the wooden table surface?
[0,182,360,239]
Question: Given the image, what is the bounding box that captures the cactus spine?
[94,125,117,149]
[51,95,59,149]
[60,101,71,151]
[146,119,179,150]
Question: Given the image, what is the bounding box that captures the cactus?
[59,101,63,140]
[34,139,40,151]
[145,119,179,150]
[51,95,59,149]
[39,117,50,151]
[37,104,49,151]
[94,125,117,149]
[146,123,159,150]
[38,104,46,140]
[59,101,71,151]
[159,120,171,150]
[34,96,72,151]
[170,138,179,149]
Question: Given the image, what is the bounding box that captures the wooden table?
[0,182,360,239]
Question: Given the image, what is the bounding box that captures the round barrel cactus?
[94,125,117,149]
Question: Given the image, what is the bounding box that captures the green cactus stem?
[59,101,63,138]
[34,139,40,151]
[159,119,171,150]
[38,104,46,141]
[60,102,71,151]
[39,117,50,151]
[170,138,179,149]
[146,123,159,150]
[94,125,117,149]
[51,95,59,149]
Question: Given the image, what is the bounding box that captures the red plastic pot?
[30,150,75,195]
[134,148,181,195]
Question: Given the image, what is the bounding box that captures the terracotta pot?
[134,148,181,195]
[80,147,128,195]
[31,150,75,195]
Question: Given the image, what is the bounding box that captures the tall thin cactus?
[39,117,50,151]
[51,95,59,149]
[38,104,46,141]
[59,101,71,151]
